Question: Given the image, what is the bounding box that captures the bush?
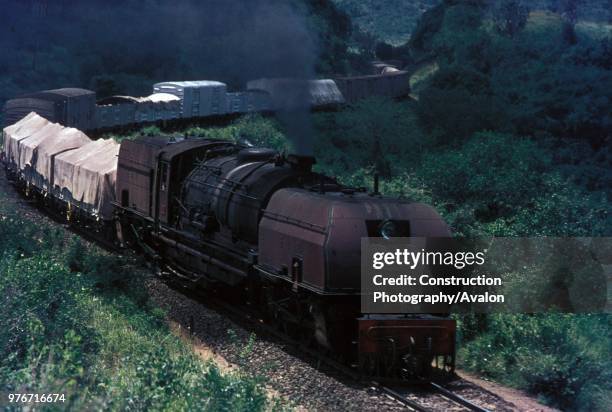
[314,98,427,177]
[0,210,272,411]
[417,132,610,236]
[458,314,612,411]
[193,115,289,152]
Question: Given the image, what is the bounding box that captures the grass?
[0,189,277,411]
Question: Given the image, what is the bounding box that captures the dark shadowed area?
[0,0,318,94]
[0,0,337,152]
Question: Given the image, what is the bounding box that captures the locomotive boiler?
[114,136,456,380]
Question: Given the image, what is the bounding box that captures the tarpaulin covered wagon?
[37,127,92,187]
[2,113,51,171]
[17,122,66,170]
[3,111,120,221]
[246,78,344,110]
[54,139,120,219]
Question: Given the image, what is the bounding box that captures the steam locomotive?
[114,137,456,379]
[2,73,456,382]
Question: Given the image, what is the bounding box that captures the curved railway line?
[1,166,517,411]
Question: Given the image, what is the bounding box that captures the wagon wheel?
[443,354,455,373]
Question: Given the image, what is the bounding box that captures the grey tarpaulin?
[54,138,120,219]
[2,112,50,166]
[36,127,91,183]
[246,78,345,109]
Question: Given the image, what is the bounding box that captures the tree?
[490,0,529,37]
[333,97,423,177]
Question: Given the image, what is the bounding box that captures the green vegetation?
[334,1,612,45]
[0,193,274,411]
[458,314,611,410]
[333,0,440,44]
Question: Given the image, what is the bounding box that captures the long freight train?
[3,69,412,131]
[1,78,456,383]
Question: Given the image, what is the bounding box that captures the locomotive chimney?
[371,173,380,196]
[287,153,316,173]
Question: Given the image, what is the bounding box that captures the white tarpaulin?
[2,112,50,166]
[2,112,34,153]
[18,122,66,171]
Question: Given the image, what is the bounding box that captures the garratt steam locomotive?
[113,136,456,380]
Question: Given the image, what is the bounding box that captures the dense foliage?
[0,194,273,411]
[333,0,441,44]
[458,314,611,410]
[334,0,612,44]
[328,6,612,408]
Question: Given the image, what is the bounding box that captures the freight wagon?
[3,68,410,131]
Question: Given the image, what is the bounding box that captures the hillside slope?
[333,0,612,44]
[333,0,440,43]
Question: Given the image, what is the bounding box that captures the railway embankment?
[1,168,546,411]
[0,171,272,411]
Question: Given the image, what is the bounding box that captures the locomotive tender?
[1,73,456,382]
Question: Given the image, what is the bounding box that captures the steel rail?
[430,382,491,412]
[374,383,431,412]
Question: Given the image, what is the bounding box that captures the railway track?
[3,175,499,411]
[162,268,493,412]
[378,382,491,412]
